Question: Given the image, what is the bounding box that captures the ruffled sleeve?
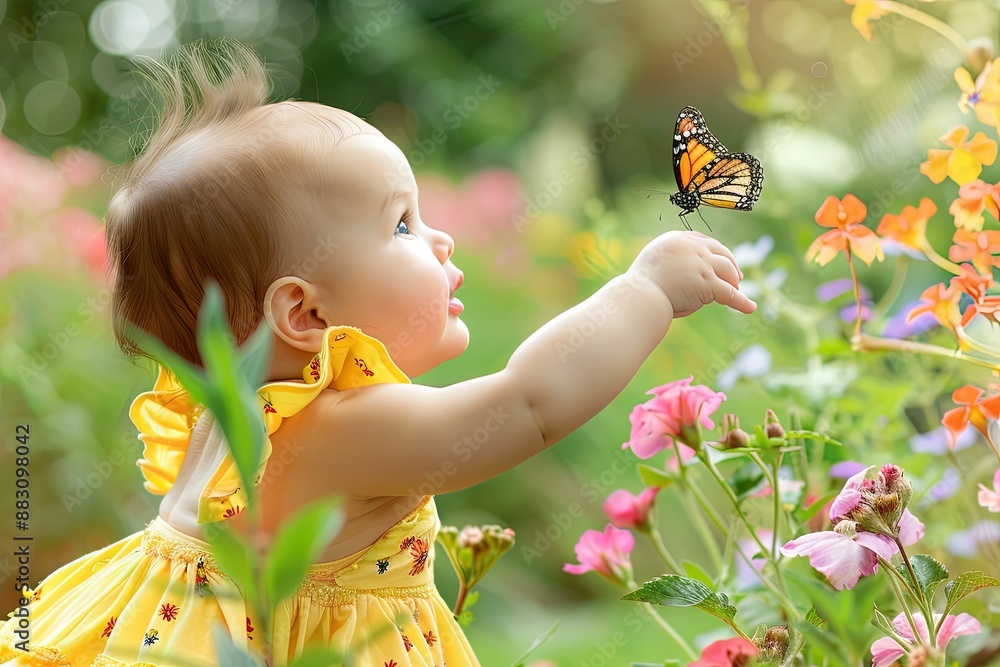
[130,324,411,524]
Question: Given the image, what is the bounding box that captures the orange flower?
[806,194,884,266]
[845,0,890,40]
[920,126,998,186]
[949,229,1000,274]
[906,283,961,333]
[876,198,935,251]
[943,385,1000,449]
[950,179,1000,231]
[950,263,999,326]
[956,59,1000,128]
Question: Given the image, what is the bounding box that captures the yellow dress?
[0,325,480,667]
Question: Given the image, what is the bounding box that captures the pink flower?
[563,524,634,586]
[622,376,726,459]
[782,464,925,590]
[871,612,981,667]
[603,487,661,529]
[688,637,758,667]
[978,469,1000,511]
[780,522,898,590]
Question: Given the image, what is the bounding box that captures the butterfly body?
[667,105,763,229]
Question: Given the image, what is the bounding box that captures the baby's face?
[293,115,468,377]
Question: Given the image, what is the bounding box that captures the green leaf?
[198,279,267,509]
[637,464,675,488]
[203,522,258,608]
[729,463,766,499]
[238,317,274,390]
[133,329,211,408]
[620,575,737,624]
[805,605,826,628]
[783,430,843,446]
[212,624,267,667]
[795,491,838,523]
[263,497,344,609]
[509,620,559,667]
[896,555,949,604]
[287,647,349,667]
[682,560,714,588]
[754,425,768,448]
[944,571,1000,613]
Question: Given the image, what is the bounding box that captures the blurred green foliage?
[2,0,1000,663]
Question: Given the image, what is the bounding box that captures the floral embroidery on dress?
[143,629,159,646]
[409,538,429,576]
[309,357,321,381]
[262,397,276,415]
[195,557,210,597]
[384,661,397,667]
[412,607,420,623]
[376,558,389,574]
[400,535,415,550]
[399,628,413,652]
[355,358,374,376]
[101,616,116,639]
[247,616,254,641]
[224,505,244,518]
[158,603,179,621]
[423,630,437,646]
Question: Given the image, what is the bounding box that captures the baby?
[0,38,755,667]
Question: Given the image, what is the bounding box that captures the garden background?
[1,0,999,664]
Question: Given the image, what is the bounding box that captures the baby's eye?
[395,219,413,236]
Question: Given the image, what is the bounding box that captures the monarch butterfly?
[644,106,763,231]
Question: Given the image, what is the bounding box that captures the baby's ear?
[264,277,327,351]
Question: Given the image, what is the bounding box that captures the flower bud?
[850,503,895,538]
[720,413,752,449]
[966,37,995,76]
[458,526,485,550]
[764,409,785,438]
[757,625,790,662]
[879,464,902,487]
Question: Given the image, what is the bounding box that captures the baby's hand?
[628,230,756,318]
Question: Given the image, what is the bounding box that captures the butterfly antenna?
[696,207,712,233]
[658,200,671,222]
[637,188,668,197]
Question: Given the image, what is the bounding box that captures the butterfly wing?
[672,106,729,192]
[697,153,764,211]
[672,106,763,212]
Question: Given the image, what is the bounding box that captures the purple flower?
[829,461,869,479]
[908,424,976,454]
[817,278,870,302]
[883,299,940,338]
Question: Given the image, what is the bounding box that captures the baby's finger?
[709,253,740,288]
[699,238,742,279]
[712,278,757,314]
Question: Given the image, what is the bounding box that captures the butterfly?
[643,106,763,231]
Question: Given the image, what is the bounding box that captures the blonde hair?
[105,38,377,369]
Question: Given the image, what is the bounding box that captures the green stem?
[853,332,1000,373]
[871,255,909,321]
[845,246,864,342]
[644,518,684,574]
[698,451,771,563]
[677,460,725,572]
[697,451,796,614]
[895,538,932,622]
[681,468,799,616]
[878,554,921,645]
[881,1,969,55]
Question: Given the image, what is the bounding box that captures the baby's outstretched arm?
[303,230,754,498]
